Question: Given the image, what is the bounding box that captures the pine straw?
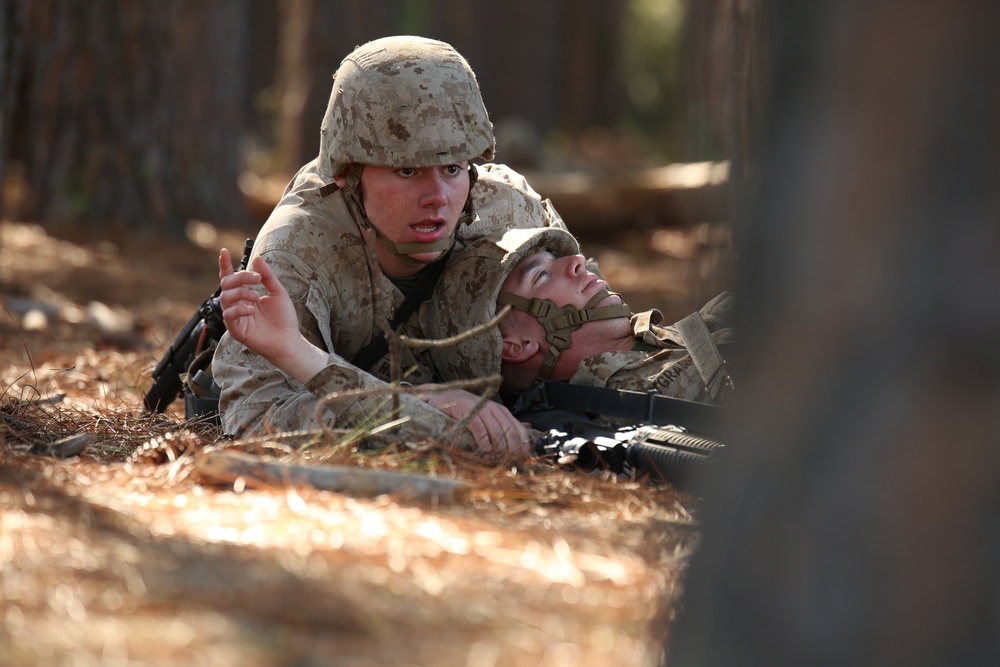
[0,222,700,666]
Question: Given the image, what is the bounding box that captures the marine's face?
[360,162,471,275]
[501,251,616,309]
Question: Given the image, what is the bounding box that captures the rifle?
[512,382,727,489]
[143,239,254,414]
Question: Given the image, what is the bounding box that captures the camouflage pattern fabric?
[571,292,737,406]
[319,35,494,182]
[426,221,736,407]
[213,34,546,442]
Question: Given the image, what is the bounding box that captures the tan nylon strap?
[536,347,562,381]
[675,311,734,404]
[497,289,630,323]
[535,331,574,381]
[497,292,552,317]
[544,303,632,332]
[497,288,632,382]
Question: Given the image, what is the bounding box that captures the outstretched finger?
[219,247,235,278]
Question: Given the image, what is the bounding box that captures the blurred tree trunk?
[0,0,27,205]
[274,0,313,177]
[667,1,1000,665]
[561,0,626,136]
[679,0,766,171]
[5,0,250,235]
[262,0,630,178]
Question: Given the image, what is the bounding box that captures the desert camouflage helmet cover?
[429,224,580,383]
[319,35,496,181]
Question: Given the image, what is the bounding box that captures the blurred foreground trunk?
[3,0,250,235]
[667,1,1000,665]
[0,0,26,200]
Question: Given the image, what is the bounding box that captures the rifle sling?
[512,381,727,438]
[351,247,451,372]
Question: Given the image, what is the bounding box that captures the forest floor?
[0,217,730,667]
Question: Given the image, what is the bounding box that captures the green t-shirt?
[387,272,422,296]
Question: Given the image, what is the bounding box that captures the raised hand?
[218,248,327,383]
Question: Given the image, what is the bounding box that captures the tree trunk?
[667,1,1000,665]
[268,0,631,178]
[274,0,314,177]
[8,0,250,235]
[0,0,28,207]
[679,0,766,170]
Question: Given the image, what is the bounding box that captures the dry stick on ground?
[193,450,470,503]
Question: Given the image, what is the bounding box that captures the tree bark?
[8,0,250,235]
[0,0,28,207]
[667,1,1000,665]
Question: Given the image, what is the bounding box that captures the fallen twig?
[193,450,471,503]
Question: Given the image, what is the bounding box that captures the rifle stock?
[143,239,253,413]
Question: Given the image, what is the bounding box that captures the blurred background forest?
[0,0,761,323]
[0,7,768,664]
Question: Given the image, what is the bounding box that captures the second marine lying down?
[426,225,737,410]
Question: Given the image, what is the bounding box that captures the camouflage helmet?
[319,35,496,181]
[428,224,581,384]
[463,164,568,241]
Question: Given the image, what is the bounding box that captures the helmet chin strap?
[339,164,478,265]
[496,288,632,382]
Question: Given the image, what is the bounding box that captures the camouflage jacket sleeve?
[303,359,476,449]
[216,336,473,448]
[212,243,448,438]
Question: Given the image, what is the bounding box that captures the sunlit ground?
[0,221,717,666]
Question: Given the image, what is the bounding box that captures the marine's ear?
[332,164,355,188]
[501,332,540,364]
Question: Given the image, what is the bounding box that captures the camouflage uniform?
[570,292,737,406]
[212,36,565,440]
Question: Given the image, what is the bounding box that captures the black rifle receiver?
[143,239,254,413]
[525,408,724,489]
[512,383,728,489]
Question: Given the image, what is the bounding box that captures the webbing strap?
[351,247,452,372]
[675,311,734,404]
[496,288,632,382]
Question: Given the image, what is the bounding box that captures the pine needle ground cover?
[1,221,700,667]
